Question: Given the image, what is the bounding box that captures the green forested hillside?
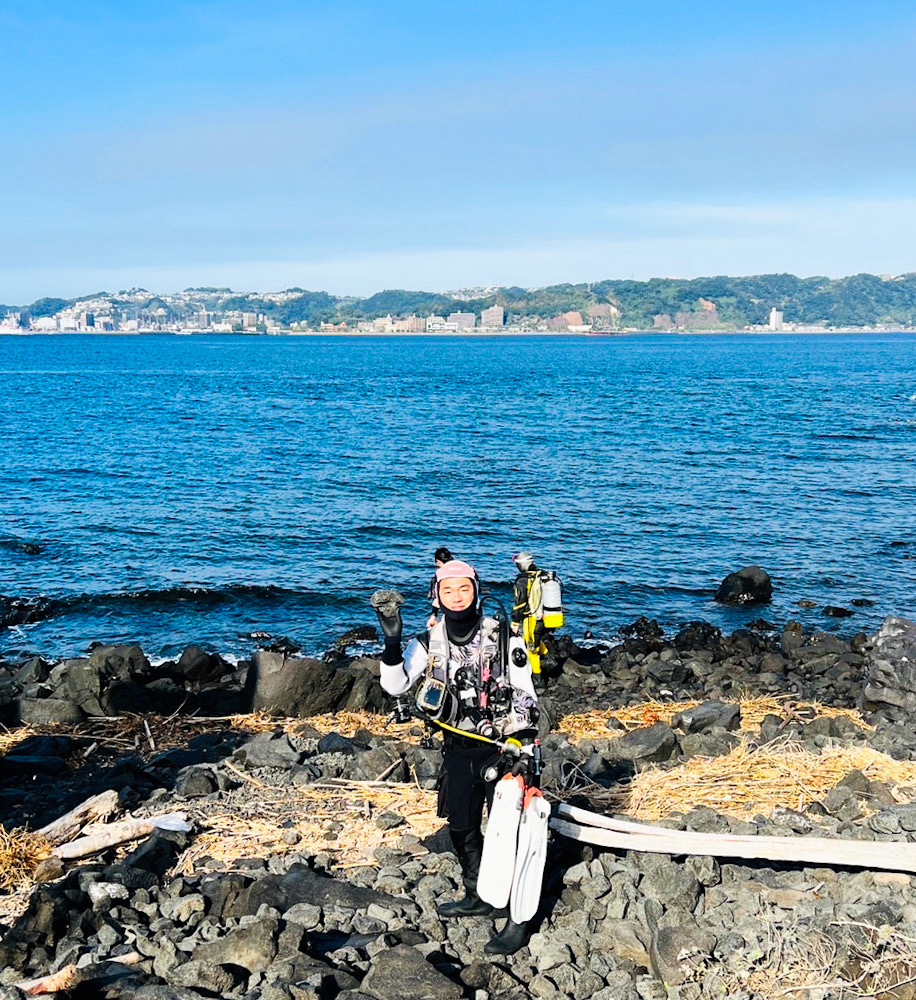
[7,273,916,329]
[288,273,916,328]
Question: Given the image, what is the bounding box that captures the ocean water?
[1,332,914,662]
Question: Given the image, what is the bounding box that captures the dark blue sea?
[1,333,914,662]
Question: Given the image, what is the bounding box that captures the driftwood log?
[16,953,141,995]
[36,789,120,846]
[553,803,916,874]
[51,813,191,861]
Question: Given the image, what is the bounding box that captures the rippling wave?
[1,332,915,659]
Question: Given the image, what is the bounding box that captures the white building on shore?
[481,304,504,328]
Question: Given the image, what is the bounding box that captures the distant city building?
[448,311,476,331]
[391,314,425,333]
[481,305,504,328]
[18,279,903,336]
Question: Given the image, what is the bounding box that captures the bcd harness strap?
[513,569,546,620]
[416,617,507,727]
[527,571,545,620]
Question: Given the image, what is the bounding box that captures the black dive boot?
[437,885,494,917]
[484,919,531,956]
[437,828,495,918]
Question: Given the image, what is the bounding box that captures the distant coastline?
[5,272,916,336]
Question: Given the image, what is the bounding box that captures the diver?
[375,558,540,956]
[426,546,453,628]
[511,551,563,687]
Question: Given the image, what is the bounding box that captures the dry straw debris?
[0,825,49,893]
[285,711,425,744]
[177,775,439,874]
[0,699,902,896]
[3,697,873,763]
[0,725,40,756]
[597,737,916,822]
[558,695,874,743]
[2,710,424,764]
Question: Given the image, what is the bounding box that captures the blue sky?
[2,0,916,302]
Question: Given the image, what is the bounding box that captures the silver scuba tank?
[542,572,563,628]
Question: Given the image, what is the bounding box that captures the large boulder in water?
[0,595,57,628]
[863,616,916,712]
[714,565,772,605]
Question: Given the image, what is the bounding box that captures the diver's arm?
[379,636,427,696]
[511,575,528,624]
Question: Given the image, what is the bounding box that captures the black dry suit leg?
[436,738,498,918]
[436,827,495,917]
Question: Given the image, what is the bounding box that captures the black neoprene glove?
[371,589,405,664]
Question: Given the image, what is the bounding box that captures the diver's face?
[439,577,476,612]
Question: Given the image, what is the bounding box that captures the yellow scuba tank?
[542,571,563,628]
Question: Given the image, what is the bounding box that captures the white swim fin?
[477,774,525,909]
[509,787,551,924]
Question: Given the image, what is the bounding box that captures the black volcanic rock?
[17,697,86,725]
[606,722,678,764]
[361,944,463,1000]
[714,565,772,605]
[621,616,664,639]
[61,644,153,717]
[0,595,58,628]
[223,864,401,918]
[175,644,227,684]
[674,620,724,650]
[863,616,916,712]
[246,650,354,716]
[245,649,385,717]
[7,614,916,1000]
[823,605,854,618]
[192,917,279,973]
[671,700,740,734]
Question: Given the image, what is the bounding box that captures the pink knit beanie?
[435,559,477,582]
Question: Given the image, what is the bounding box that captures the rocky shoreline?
[3,611,916,1000]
